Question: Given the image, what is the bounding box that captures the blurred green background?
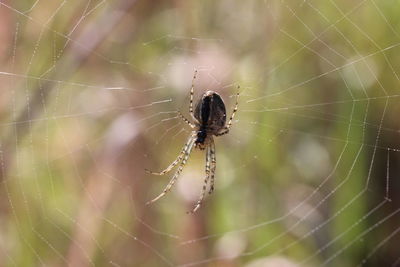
[0,0,399,266]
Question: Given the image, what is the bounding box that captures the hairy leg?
[188,145,211,214]
[145,133,195,175]
[146,136,196,205]
[177,111,195,128]
[208,138,216,195]
[189,70,198,120]
[216,88,239,136]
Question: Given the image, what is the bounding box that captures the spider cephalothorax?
[146,70,239,213]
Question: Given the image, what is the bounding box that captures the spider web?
[0,0,399,266]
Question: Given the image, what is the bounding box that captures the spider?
[146,70,239,213]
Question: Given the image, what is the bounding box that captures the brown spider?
[146,70,239,213]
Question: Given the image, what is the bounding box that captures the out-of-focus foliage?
[0,0,399,266]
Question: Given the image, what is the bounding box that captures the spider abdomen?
[194,91,227,139]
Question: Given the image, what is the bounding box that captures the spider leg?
[189,70,197,120]
[177,111,195,128]
[188,144,211,214]
[145,133,195,176]
[146,135,196,205]
[216,88,240,136]
[208,138,216,195]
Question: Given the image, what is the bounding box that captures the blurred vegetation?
[0,0,399,266]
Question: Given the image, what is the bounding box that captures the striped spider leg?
[189,69,198,121]
[188,137,215,214]
[216,88,240,136]
[208,138,216,195]
[146,133,196,205]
